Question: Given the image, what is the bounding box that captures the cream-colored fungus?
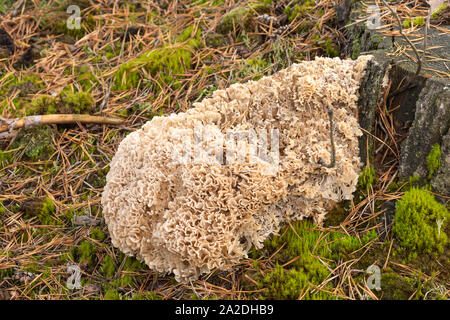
[102,56,372,281]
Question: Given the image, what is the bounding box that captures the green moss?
[0,74,43,97]
[123,256,145,271]
[408,174,420,189]
[295,20,315,33]
[259,263,333,299]
[432,3,448,19]
[1,78,42,115]
[403,19,411,29]
[413,17,425,27]
[404,17,425,28]
[218,7,248,33]
[358,164,376,191]
[176,25,202,49]
[0,201,6,215]
[333,230,378,255]
[217,2,271,34]
[0,267,14,278]
[28,95,58,115]
[132,291,162,300]
[323,203,347,227]
[86,167,108,188]
[113,274,133,287]
[104,288,121,300]
[76,65,98,91]
[194,85,217,102]
[269,39,300,70]
[39,197,56,225]
[20,197,58,232]
[237,57,270,81]
[324,38,338,57]
[90,227,106,241]
[309,33,339,58]
[40,6,97,40]
[385,175,422,193]
[285,0,316,22]
[380,272,417,300]
[378,269,442,300]
[254,219,377,299]
[77,240,95,266]
[60,91,94,113]
[205,32,227,48]
[311,33,320,42]
[386,181,401,193]
[105,272,134,289]
[114,23,204,91]
[27,91,94,116]
[393,188,449,259]
[101,255,116,278]
[11,125,54,161]
[114,46,192,90]
[426,144,441,179]
[0,149,14,170]
[0,0,13,14]
[193,0,225,5]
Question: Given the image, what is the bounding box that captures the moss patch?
[323,203,347,227]
[0,74,44,115]
[39,1,97,41]
[403,17,425,28]
[205,32,227,48]
[11,125,54,161]
[132,291,162,300]
[393,188,449,259]
[27,90,95,115]
[77,240,96,266]
[176,25,202,49]
[426,143,441,179]
[379,272,417,300]
[101,255,116,278]
[0,74,43,97]
[90,227,106,241]
[285,0,316,22]
[358,164,376,191]
[237,57,270,81]
[217,2,271,34]
[104,288,121,300]
[432,3,448,19]
[21,197,57,226]
[251,219,377,299]
[114,23,203,91]
[114,46,192,91]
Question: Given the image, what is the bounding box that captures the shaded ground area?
[0,0,448,300]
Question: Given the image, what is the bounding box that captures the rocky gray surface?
[399,79,449,183]
[431,131,450,197]
[351,9,449,196]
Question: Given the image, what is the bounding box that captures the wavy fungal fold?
[102,56,373,281]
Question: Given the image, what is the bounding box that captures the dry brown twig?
[0,114,124,137]
[423,5,432,61]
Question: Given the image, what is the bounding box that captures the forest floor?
[0,0,449,300]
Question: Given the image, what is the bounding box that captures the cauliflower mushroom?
[101,56,373,281]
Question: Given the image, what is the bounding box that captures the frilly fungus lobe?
[102,56,373,281]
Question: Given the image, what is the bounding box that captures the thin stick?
[423,6,431,61]
[11,0,24,17]
[319,107,336,168]
[0,114,124,135]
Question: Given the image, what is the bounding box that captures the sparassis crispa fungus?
[102,56,372,281]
